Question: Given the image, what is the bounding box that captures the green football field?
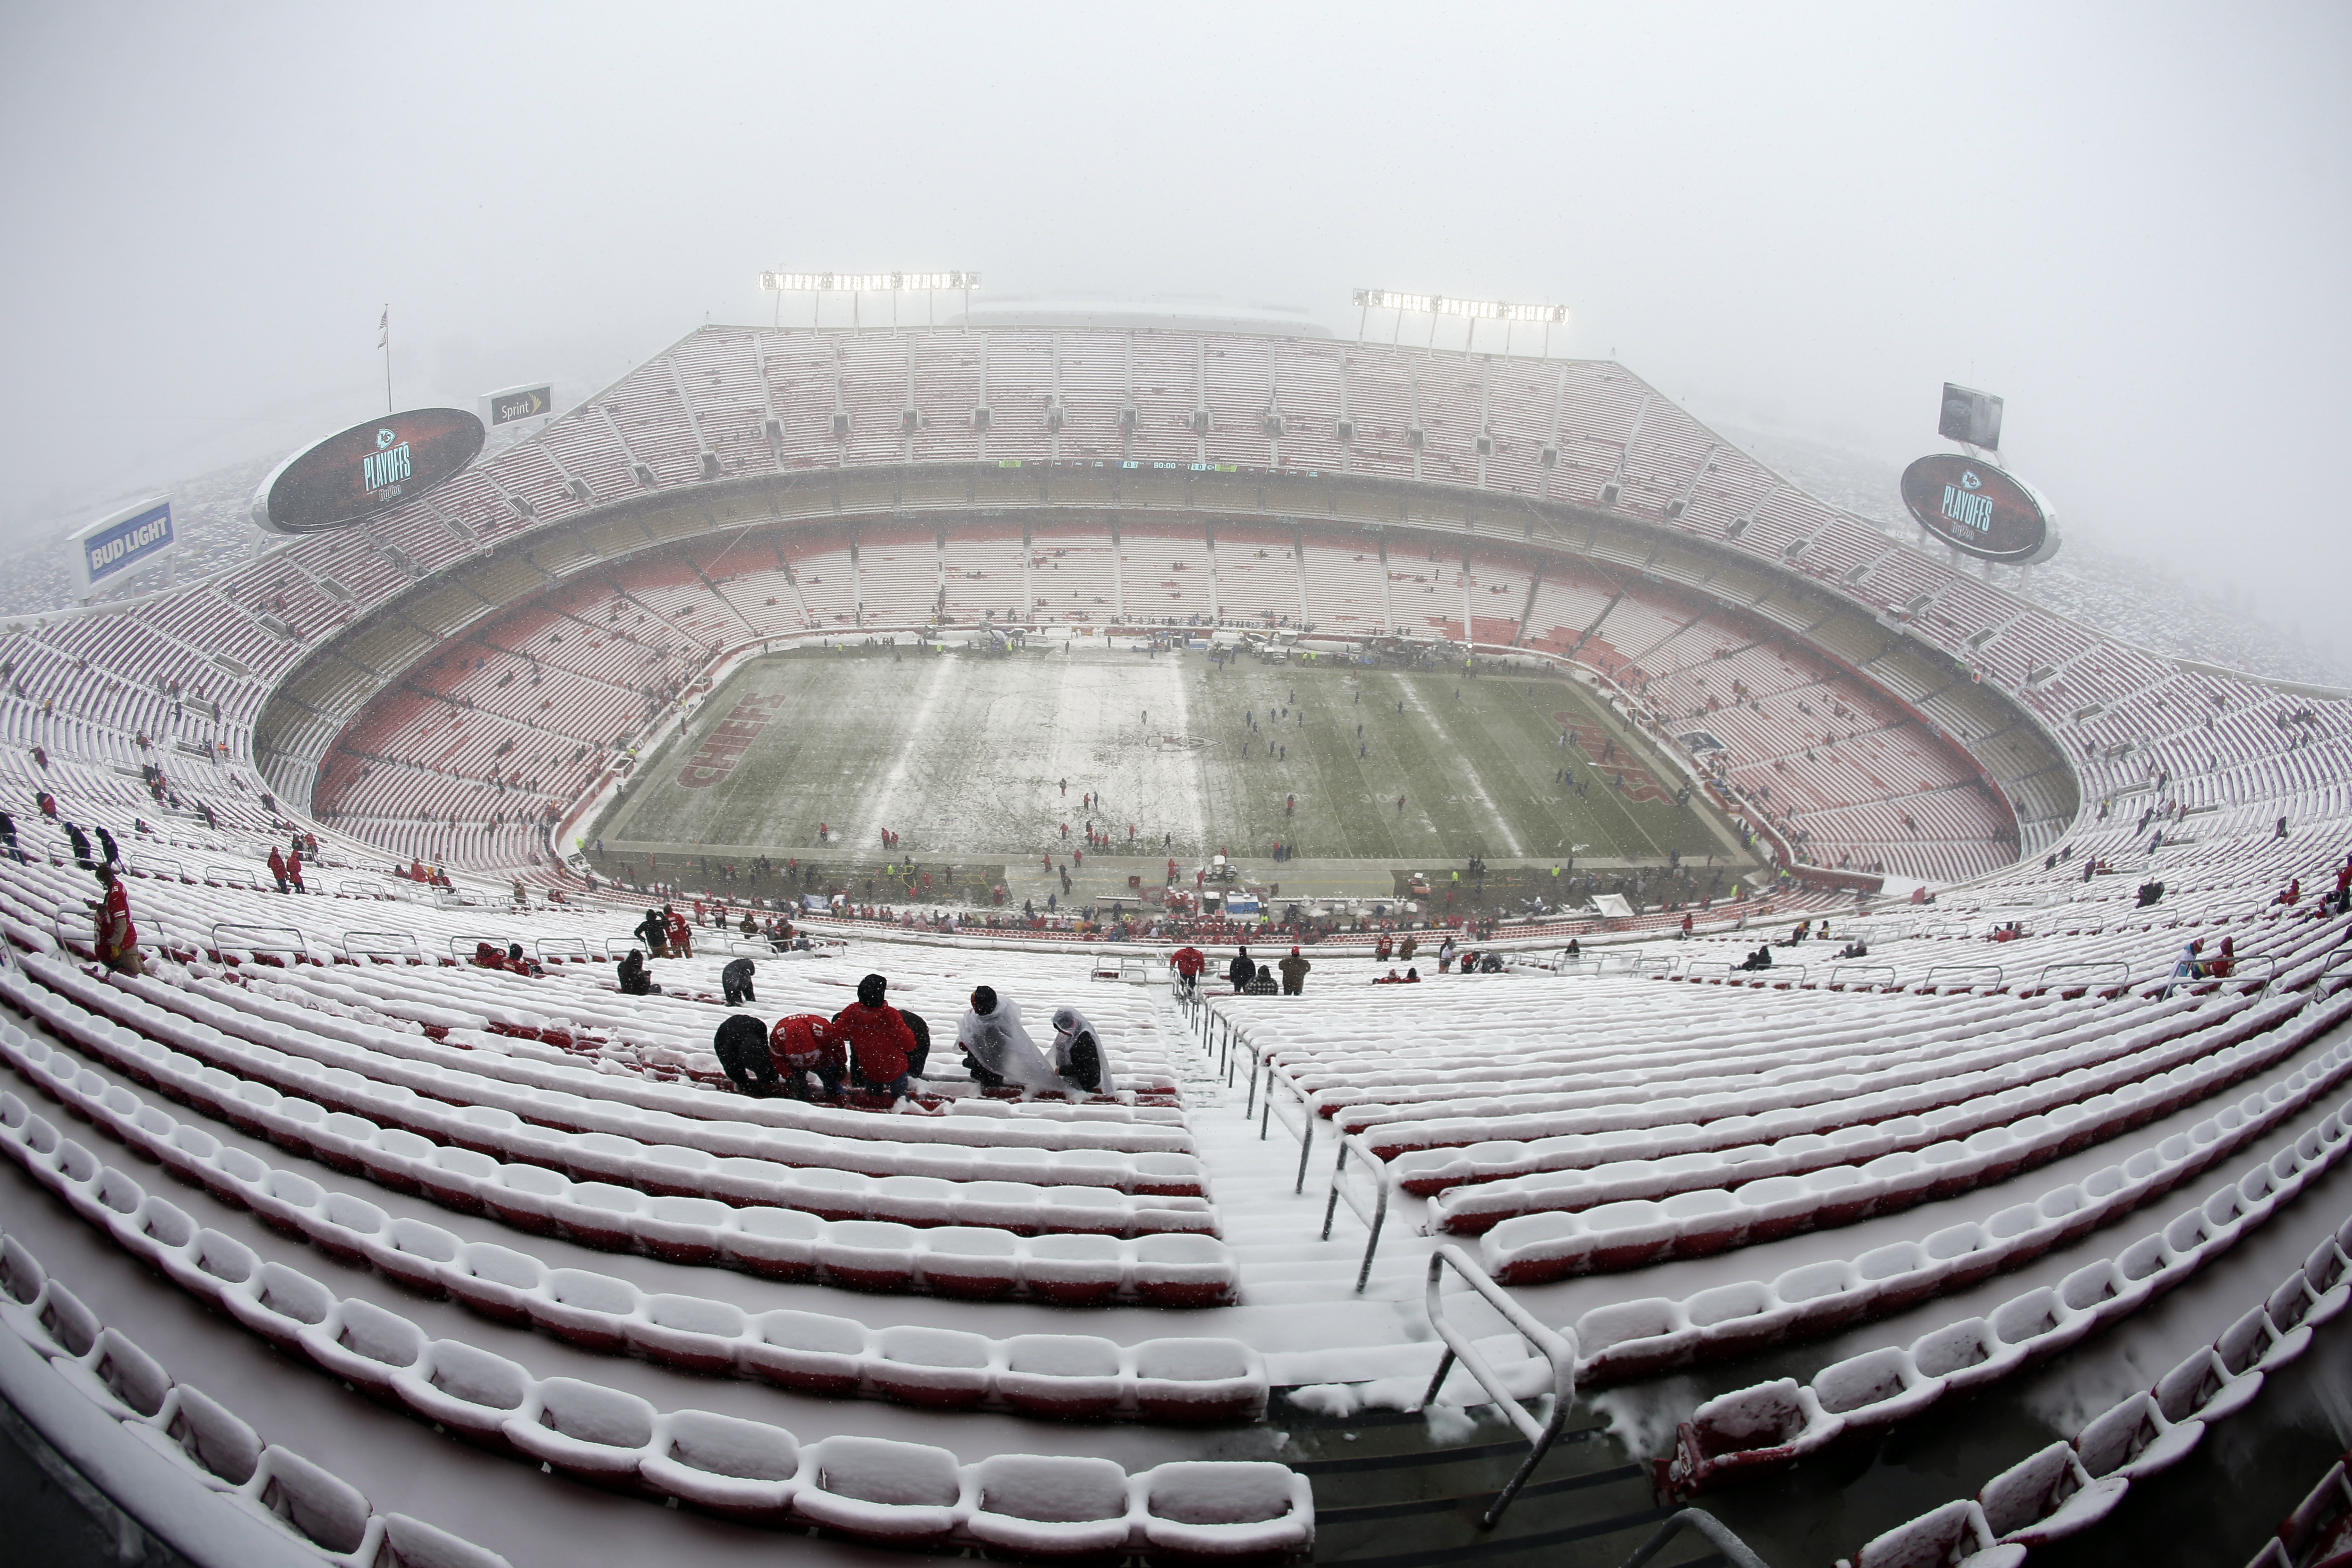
[595,645,1744,869]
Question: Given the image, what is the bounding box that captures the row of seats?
[0,992,1236,1312]
[1457,989,2342,1272]
[1,1230,507,1568]
[1831,1216,2349,1567]
[1548,1013,2352,1389]
[0,1058,1253,1400]
[0,1142,1312,1559]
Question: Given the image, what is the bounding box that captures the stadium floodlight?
[1353,288,1569,356]
[759,270,981,331]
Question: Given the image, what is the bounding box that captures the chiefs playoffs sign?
[1899,454,2059,565]
[251,408,485,535]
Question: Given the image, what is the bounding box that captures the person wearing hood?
[616,948,659,996]
[93,825,119,869]
[1277,946,1311,995]
[831,973,920,1098]
[722,956,757,1006]
[713,1014,777,1098]
[65,822,93,869]
[956,986,1057,1090]
[267,844,289,893]
[1227,945,1256,993]
[635,908,669,958]
[1049,1006,1114,1095]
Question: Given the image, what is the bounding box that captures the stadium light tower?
[758,271,981,332]
[1352,289,1569,358]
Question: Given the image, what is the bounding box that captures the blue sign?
[83,501,173,586]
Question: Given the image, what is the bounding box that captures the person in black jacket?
[1227,945,1256,993]
[721,956,757,1006]
[617,948,660,995]
[65,822,92,869]
[93,825,119,869]
[898,1008,931,1079]
[713,1013,775,1097]
[634,907,669,958]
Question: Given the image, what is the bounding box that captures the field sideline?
[596,646,1748,869]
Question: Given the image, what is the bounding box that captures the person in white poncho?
[1050,1006,1116,1096]
[954,986,1058,1091]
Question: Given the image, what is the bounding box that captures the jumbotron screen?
[252,407,485,535]
[1899,453,2056,564]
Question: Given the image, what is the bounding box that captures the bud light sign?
[251,407,485,536]
[1898,453,2061,566]
[72,497,175,596]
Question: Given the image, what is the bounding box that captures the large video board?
[1899,453,2059,565]
[251,408,485,535]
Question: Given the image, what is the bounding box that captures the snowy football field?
[599,645,1735,867]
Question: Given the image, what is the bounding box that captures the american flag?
[376,307,388,348]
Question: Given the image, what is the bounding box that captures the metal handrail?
[209,923,310,959]
[1827,963,1897,990]
[2034,958,2130,997]
[1920,963,2003,992]
[341,929,420,963]
[536,936,592,963]
[1618,1508,1773,1568]
[1418,1243,1579,1530]
[1255,1057,1320,1195]
[1320,1130,1394,1292]
[447,935,509,961]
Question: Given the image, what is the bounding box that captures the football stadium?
[0,286,2347,1568]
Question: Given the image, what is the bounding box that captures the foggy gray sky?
[3,3,2346,638]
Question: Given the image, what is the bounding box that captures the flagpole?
[381,304,392,413]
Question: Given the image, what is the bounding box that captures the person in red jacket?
[268,845,290,894]
[767,1013,844,1100]
[830,973,919,1098]
[666,904,693,958]
[92,865,144,976]
[286,848,305,894]
[1169,945,1206,997]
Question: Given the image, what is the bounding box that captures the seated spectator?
[767,1014,844,1101]
[956,985,1055,1090]
[1402,966,1421,982]
[616,948,659,996]
[713,1014,778,1098]
[831,973,919,1099]
[1373,967,1406,984]
[898,1008,930,1077]
[1049,1006,1111,1095]
[505,942,544,977]
[2135,879,2165,907]
[1478,951,1505,973]
[1738,945,1774,972]
[2207,936,2237,979]
[1837,938,1869,959]
[2277,877,2302,907]
[722,956,757,1006]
